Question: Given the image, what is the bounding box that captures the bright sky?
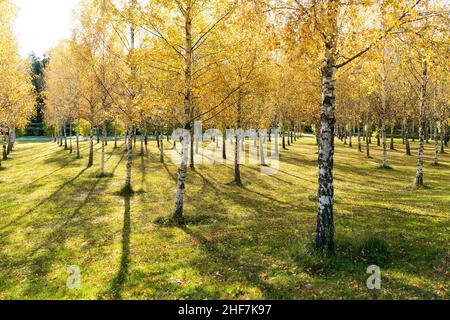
[13,0,80,58]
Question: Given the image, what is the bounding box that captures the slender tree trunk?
[76,120,80,159]
[11,127,15,151]
[316,30,337,252]
[416,123,425,186]
[357,126,362,152]
[259,130,266,166]
[59,125,63,146]
[172,2,193,224]
[222,129,227,160]
[64,123,68,150]
[114,121,118,149]
[282,131,287,149]
[173,142,187,223]
[445,122,448,147]
[60,126,63,146]
[2,129,7,160]
[101,124,106,176]
[160,131,164,163]
[349,124,353,148]
[234,131,242,186]
[440,122,445,154]
[402,121,405,144]
[88,126,94,167]
[124,124,133,192]
[69,122,73,154]
[190,126,195,169]
[274,128,279,156]
[434,122,439,166]
[377,126,381,147]
[144,125,148,146]
[415,60,427,187]
[405,126,411,156]
[366,124,370,158]
[382,123,388,167]
[140,125,145,156]
[157,131,160,149]
[7,128,13,155]
[104,125,108,146]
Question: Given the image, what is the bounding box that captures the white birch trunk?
[76,120,80,159]
[2,128,7,160]
[69,122,73,154]
[415,60,427,186]
[160,132,164,163]
[101,124,106,176]
[234,132,242,186]
[172,1,193,222]
[88,127,94,167]
[434,122,439,165]
[357,126,362,152]
[316,23,337,252]
[124,124,133,191]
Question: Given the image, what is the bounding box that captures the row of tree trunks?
[340,119,449,162]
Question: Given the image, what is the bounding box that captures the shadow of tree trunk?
[109,195,131,300]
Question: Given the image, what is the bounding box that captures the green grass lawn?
[0,136,448,300]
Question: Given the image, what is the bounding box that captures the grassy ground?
[0,136,448,300]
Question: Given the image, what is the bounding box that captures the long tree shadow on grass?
[162,162,177,182]
[12,144,62,166]
[100,195,131,300]
[29,145,92,185]
[27,173,106,254]
[1,144,127,296]
[0,167,88,233]
[20,170,111,296]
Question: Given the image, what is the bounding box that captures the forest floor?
[0,136,448,299]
